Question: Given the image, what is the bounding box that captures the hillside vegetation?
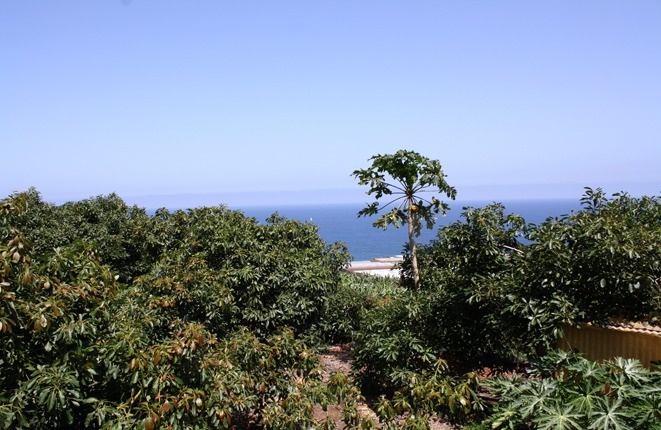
[1,187,659,429]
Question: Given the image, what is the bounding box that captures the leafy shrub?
[374,360,487,428]
[143,207,350,336]
[352,189,660,427]
[485,350,661,430]
[522,188,661,324]
[315,272,402,344]
[350,287,486,425]
[4,188,157,282]
[397,192,661,371]
[6,190,351,338]
[4,186,659,428]
[1,191,363,429]
[1,225,120,426]
[495,189,660,358]
[402,203,526,291]
[352,290,435,394]
[400,203,531,371]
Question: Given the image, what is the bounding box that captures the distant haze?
[122,182,657,211]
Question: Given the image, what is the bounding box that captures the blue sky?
[2,0,659,208]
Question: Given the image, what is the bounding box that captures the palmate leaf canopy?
[352,149,457,237]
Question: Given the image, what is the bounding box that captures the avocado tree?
[352,150,456,289]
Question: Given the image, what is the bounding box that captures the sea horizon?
[143,198,584,261]
[232,198,580,261]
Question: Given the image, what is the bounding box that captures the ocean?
[235,199,580,261]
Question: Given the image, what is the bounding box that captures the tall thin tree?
[352,150,456,289]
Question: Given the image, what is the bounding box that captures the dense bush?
[4,191,351,338]
[395,191,660,371]
[521,188,661,324]
[350,288,487,426]
[493,189,661,358]
[402,203,531,370]
[349,189,660,426]
[3,186,659,428]
[352,290,435,393]
[4,188,157,282]
[315,272,402,344]
[1,190,362,429]
[141,208,350,336]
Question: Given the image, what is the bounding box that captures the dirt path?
[318,344,353,377]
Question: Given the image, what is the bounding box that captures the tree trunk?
[407,207,420,289]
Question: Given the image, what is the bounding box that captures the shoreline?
[346,257,403,277]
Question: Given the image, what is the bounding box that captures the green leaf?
[532,404,582,430]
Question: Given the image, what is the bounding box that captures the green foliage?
[351,289,485,425]
[1,197,121,428]
[350,189,660,426]
[352,150,456,235]
[398,203,531,370]
[3,184,659,429]
[315,272,402,344]
[522,188,661,324]
[141,207,349,336]
[352,290,434,392]
[348,290,412,381]
[353,149,456,289]
[5,188,157,282]
[396,191,660,370]
[0,190,361,429]
[374,360,487,428]
[485,350,661,430]
[459,189,661,360]
[405,203,526,288]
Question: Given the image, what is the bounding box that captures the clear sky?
[2,0,659,208]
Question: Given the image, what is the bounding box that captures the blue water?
[237,199,580,261]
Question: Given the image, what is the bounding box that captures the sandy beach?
[346,256,403,277]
